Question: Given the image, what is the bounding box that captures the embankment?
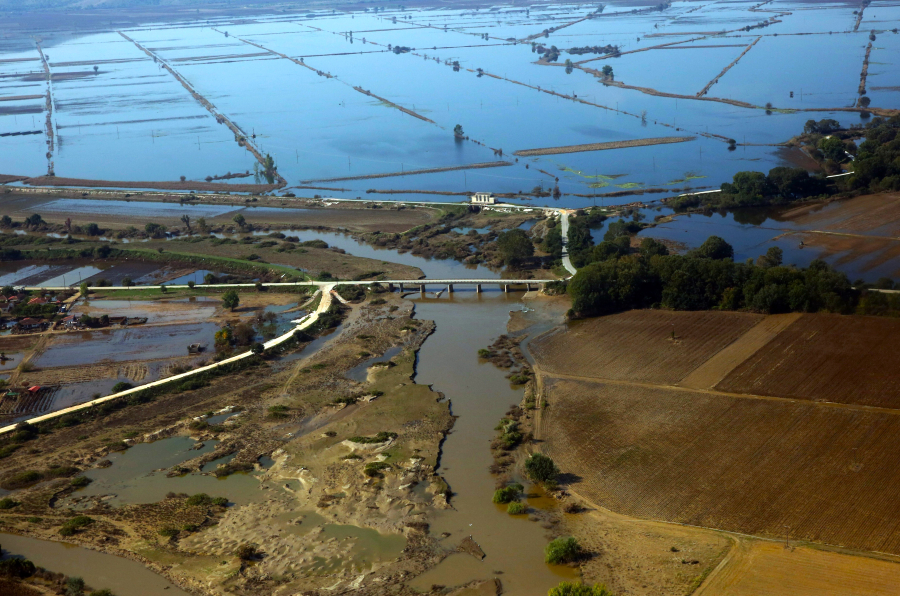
[514,137,694,157]
[301,161,512,184]
[859,41,872,97]
[23,176,281,193]
[697,37,761,97]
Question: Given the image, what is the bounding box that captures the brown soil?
[513,137,695,157]
[534,309,900,562]
[0,191,439,234]
[540,376,900,555]
[530,310,764,385]
[717,313,900,408]
[696,540,900,596]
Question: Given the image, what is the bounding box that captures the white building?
[471,192,495,205]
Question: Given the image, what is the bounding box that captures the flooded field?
[1,1,887,207]
[31,322,217,367]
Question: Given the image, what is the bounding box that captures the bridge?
[23,278,560,294]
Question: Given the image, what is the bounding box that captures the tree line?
[567,234,866,318]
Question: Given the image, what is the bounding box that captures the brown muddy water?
[408,292,578,594]
[65,436,265,507]
[0,533,189,596]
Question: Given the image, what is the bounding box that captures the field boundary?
[679,313,802,389]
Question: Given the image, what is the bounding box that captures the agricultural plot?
[717,313,900,408]
[542,377,900,555]
[531,309,763,385]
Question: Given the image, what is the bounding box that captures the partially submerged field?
[532,309,900,589]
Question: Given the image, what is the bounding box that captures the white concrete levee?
[0,285,335,436]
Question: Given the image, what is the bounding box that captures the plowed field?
[531,310,763,385]
[717,314,900,408]
[542,378,900,555]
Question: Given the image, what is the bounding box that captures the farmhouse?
[471,191,495,205]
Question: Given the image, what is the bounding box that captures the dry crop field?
[531,309,763,385]
[535,310,900,561]
[717,313,900,408]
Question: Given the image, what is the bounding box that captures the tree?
[0,215,11,228]
[122,277,133,287]
[263,154,277,183]
[859,95,871,108]
[232,214,246,228]
[549,582,615,596]
[601,64,613,79]
[79,282,89,296]
[691,236,734,260]
[251,342,265,355]
[639,237,668,258]
[495,229,534,265]
[93,65,98,73]
[819,136,847,163]
[222,289,240,311]
[757,246,783,268]
[181,214,192,234]
[235,544,259,560]
[24,213,43,228]
[525,453,560,484]
[545,537,581,564]
[453,124,465,138]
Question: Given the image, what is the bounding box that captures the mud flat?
[513,137,695,157]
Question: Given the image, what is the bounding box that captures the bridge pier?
[503,284,509,293]
[388,283,395,292]
[398,283,404,292]
[475,284,482,294]
[448,283,454,293]
[420,284,426,294]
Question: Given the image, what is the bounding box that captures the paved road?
[559,210,577,276]
[0,285,336,435]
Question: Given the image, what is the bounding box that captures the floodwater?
[32,322,218,367]
[0,533,190,596]
[74,299,218,324]
[345,345,403,382]
[67,436,263,506]
[637,205,897,282]
[408,293,578,594]
[0,2,883,207]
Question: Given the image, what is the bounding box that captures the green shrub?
[182,524,199,532]
[363,462,391,477]
[89,590,116,596]
[211,497,228,506]
[111,382,133,392]
[158,527,179,538]
[1,470,43,490]
[549,582,614,596]
[0,497,19,509]
[545,537,581,564]
[492,483,523,504]
[348,432,397,444]
[267,404,290,419]
[507,502,526,515]
[186,493,213,506]
[70,476,92,488]
[236,543,259,560]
